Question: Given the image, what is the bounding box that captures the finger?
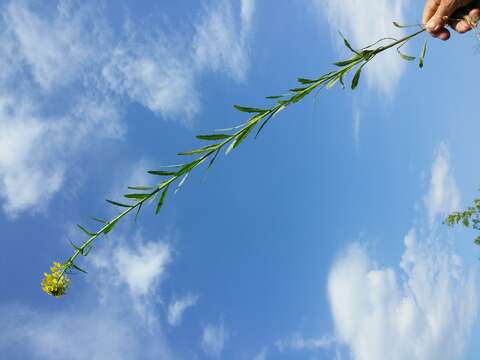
[449,8,480,33]
[450,19,471,32]
[464,7,480,27]
[428,0,474,32]
[437,27,451,40]
[423,0,441,26]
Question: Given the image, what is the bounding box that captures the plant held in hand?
[42,22,432,297]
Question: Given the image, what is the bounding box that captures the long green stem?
[49,25,428,293]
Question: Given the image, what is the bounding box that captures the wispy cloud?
[310,0,408,95]
[4,0,105,90]
[328,143,476,360]
[328,232,476,360]
[167,294,198,327]
[193,0,255,82]
[275,333,334,352]
[201,321,228,358]
[102,34,200,121]
[424,143,460,225]
[0,303,174,360]
[0,233,177,359]
[0,0,257,216]
[91,232,172,326]
[0,94,123,217]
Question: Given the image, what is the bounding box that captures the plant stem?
[55,26,428,286]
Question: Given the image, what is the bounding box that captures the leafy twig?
[445,197,480,246]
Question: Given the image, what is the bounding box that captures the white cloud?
[327,143,476,360]
[0,304,173,360]
[311,0,408,95]
[193,0,255,82]
[424,143,460,225]
[275,334,334,352]
[4,0,105,90]
[102,36,200,121]
[0,236,176,360]
[201,322,228,358]
[328,231,476,360]
[0,94,123,217]
[0,0,256,216]
[113,241,171,297]
[91,233,173,325]
[241,0,256,30]
[167,294,198,327]
[0,98,63,216]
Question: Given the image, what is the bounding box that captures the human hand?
[423,0,480,40]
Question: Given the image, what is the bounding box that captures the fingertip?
[469,8,480,21]
[438,28,451,40]
[455,20,471,33]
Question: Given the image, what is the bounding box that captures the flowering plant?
[43,19,477,297]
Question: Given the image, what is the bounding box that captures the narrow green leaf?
[289,86,307,93]
[232,124,256,150]
[396,47,415,61]
[351,66,363,90]
[128,186,154,191]
[333,56,360,67]
[156,164,184,168]
[326,76,340,89]
[134,203,143,222]
[225,141,235,155]
[338,31,359,55]
[71,263,88,274]
[196,134,231,141]
[392,21,419,28]
[175,173,189,194]
[177,157,207,176]
[297,78,317,84]
[361,37,398,50]
[339,74,345,89]
[255,105,285,139]
[255,118,271,139]
[233,105,267,113]
[155,186,169,214]
[90,216,107,224]
[106,199,132,208]
[103,219,118,235]
[215,124,245,132]
[419,40,427,68]
[77,224,95,237]
[208,148,221,169]
[148,170,177,176]
[290,86,315,103]
[178,144,219,156]
[124,193,150,200]
[69,239,82,252]
[83,245,94,256]
[266,95,283,99]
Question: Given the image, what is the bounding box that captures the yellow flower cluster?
[41,262,70,297]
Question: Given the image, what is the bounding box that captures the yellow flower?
[41,262,70,298]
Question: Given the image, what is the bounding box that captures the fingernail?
[426,20,435,31]
[426,20,440,32]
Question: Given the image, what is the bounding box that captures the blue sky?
[0,0,479,359]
